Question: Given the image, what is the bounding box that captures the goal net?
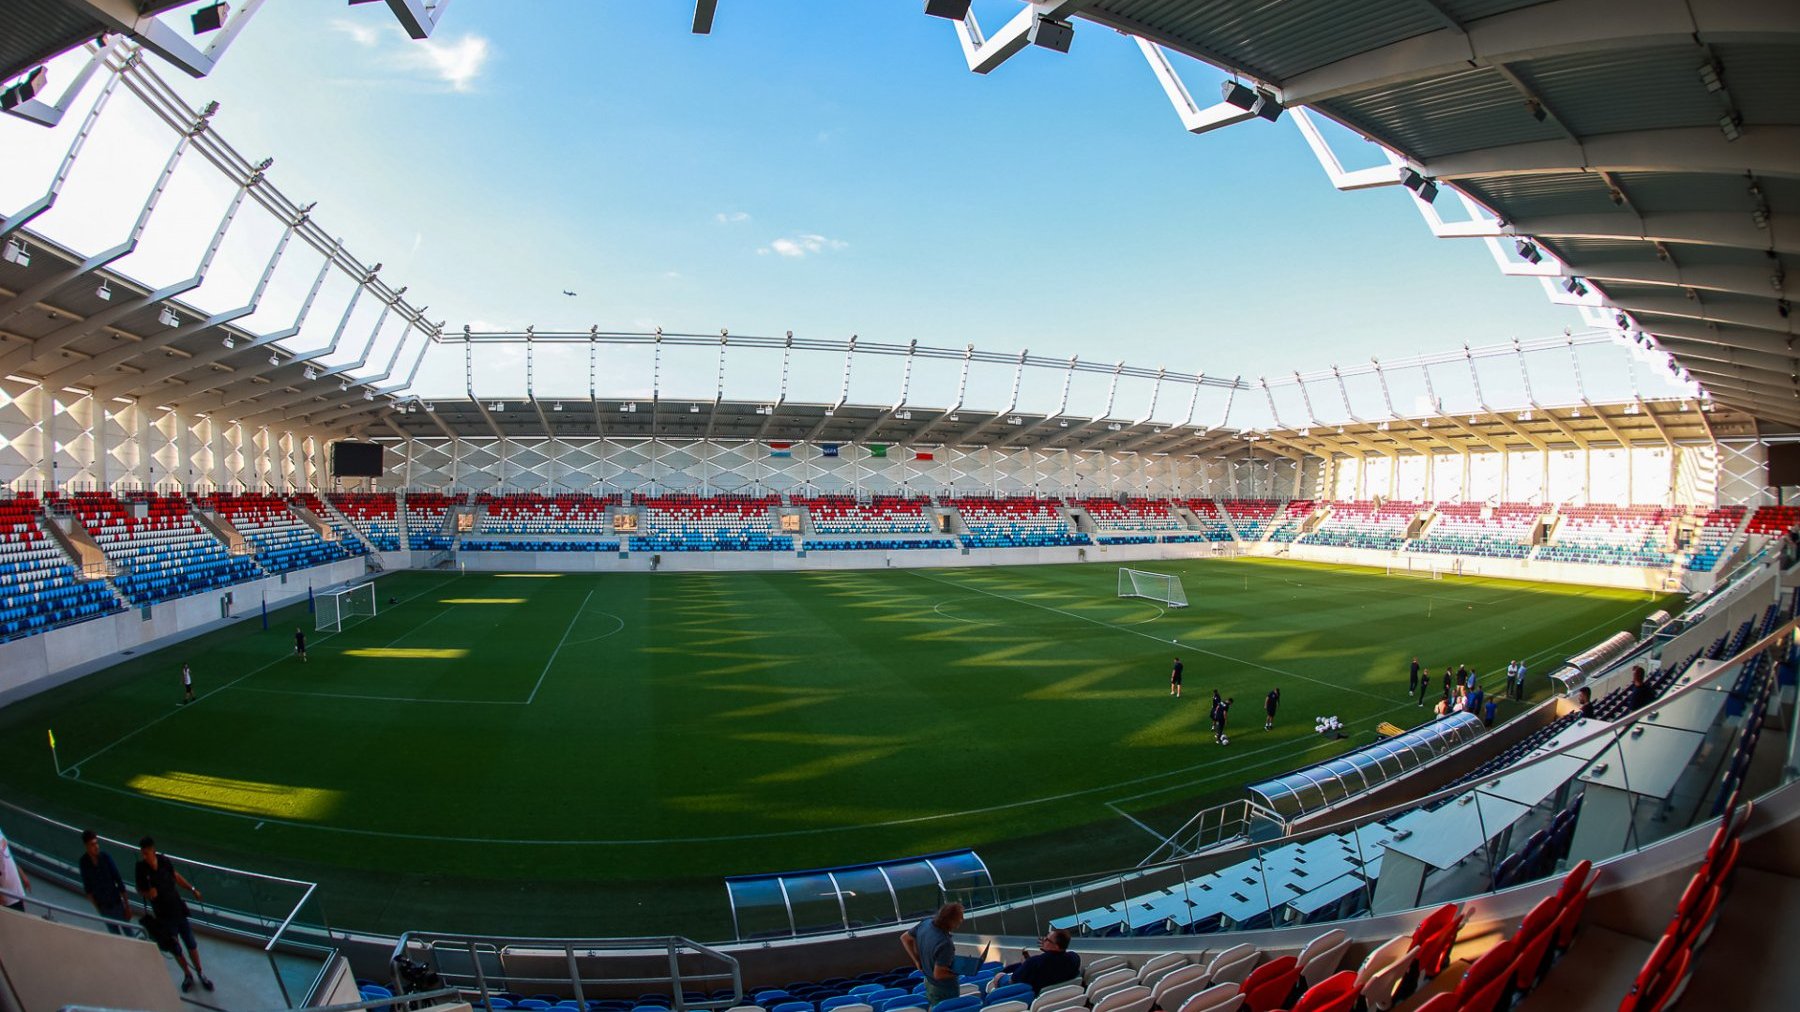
[317,582,378,632]
[1118,568,1189,608]
[1386,557,1445,580]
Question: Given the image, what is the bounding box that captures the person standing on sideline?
[180,662,194,704]
[1417,668,1429,707]
[1169,657,1183,698]
[1506,660,1519,698]
[1264,688,1281,730]
[0,824,29,911]
[293,627,308,663]
[136,837,213,993]
[1483,695,1499,727]
[1442,667,1453,700]
[79,829,131,933]
[901,902,965,1008]
[1514,661,1527,701]
[1408,657,1420,698]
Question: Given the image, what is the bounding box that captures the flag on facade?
[821,444,840,458]
[769,441,792,459]
[868,444,888,458]
[915,451,935,461]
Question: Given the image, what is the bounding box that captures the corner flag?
[47,729,55,749]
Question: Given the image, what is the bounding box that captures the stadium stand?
[796,495,936,535]
[1178,499,1238,541]
[1537,505,1678,568]
[0,495,121,642]
[1409,503,1538,560]
[947,497,1088,549]
[1683,506,1746,572]
[327,493,403,551]
[1746,504,1800,537]
[1075,498,1182,532]
[291,494,369,556]
[1217,499,1279,540]
[72,493,262,605]
[635,495,792,552]
[402,492,461,551]
[1264,500,1316,544]
[802,538,955,552]
[199,493,351,574]
[1300,501,1420,551]
[478,493,619,535]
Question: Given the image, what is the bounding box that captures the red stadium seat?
[1238,956,1300,1012]
[1510,896,1561,993]
[1285,971,1358,1012]
[1451,937,1514,1009]
[1411,904,1464,980]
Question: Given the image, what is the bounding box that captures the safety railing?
[943,614,1797,941]
[390,932,742,1011]
[0,797,335,1008]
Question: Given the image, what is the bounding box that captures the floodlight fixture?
[424,401,435,413]
[1028,16,1073,53]
[191,2,230,34]
[1699,59,1724,93]
[553,402,564,411]
[1058,420,1068,428]
[1526,99,1547,123]
[364,390,374,401]
[1719,112,1742,142]
[1615,313,1631,330]
[1107,422,1123,431]
[1220,79,1282,120]
[2,237,29,266]
[923,0,972,19]
[1400,168,1438,203]
[303,366,317,380]
[0,67,47,112]
[1513,239,1541,264]
[1562,277,1588,297]
[158,307,181,327]
[95,281,112,301]
[1008,416,1022,425]
[689,404,701,413]
[339,379,349,391]
[268,352,279,366]
[221,335,236,349]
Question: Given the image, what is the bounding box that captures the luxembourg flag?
[769,441,793,458]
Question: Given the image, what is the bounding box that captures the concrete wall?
[0,905,183,1012]
[0,557,368,707]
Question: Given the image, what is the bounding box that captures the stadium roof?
[2,1,1796,440]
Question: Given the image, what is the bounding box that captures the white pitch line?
[235,686,525,706]
[525,588,594,705]
[62,572,467,775]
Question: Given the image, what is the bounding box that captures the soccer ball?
[1220,735,1230,745]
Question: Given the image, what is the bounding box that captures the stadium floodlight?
[1028,16,1073,53]
[0,67,47,111]
[191,2,230,34]
[424,401,435,413]
[364,390,374,401]
[2,237,29,266]
[1119,568,1188,608]
[95,281,112,301]
[221,335,236,349]
[923,0,972,19]
[1563,277,1588,297]
[268,353,279,366]
[553,402,564,411]
[1719,112,1742,142]
[1059,420,1068,427]
[303,366,317,380]
[1107,422,1123,431]
[158,307,181,327]
[1008,416,1022,425]
[1400,168,1438,203]
[491,401,505,412]
[1513,238,1541,263]
[1221,79,1283,121]
[689,404,701,413]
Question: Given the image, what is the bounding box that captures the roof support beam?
[1441,211,1800,256]
[1422,126,1800,182]
[1608,294,1797,337]
[51,0,269,78]
[1559,261,1788,301]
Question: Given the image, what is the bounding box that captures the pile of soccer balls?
[1314,715,1344,735]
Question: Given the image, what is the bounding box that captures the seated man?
[1577,686,1596,720]
[1010,929,1080,993]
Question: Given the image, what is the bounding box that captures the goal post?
[316,582,378,632]
[1385,557,1444,580]
[1118,567,1189,608]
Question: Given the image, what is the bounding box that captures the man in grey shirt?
[901,902,965,1008]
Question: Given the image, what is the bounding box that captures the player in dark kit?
[1169,657,1183,698]
[1264,688,1280,730]
[294,628,308,663]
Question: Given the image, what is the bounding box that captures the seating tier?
[200,493,351,574]
[794,496,934,535]
[947,497,1088,549]
[73,493,260,605]
[327,493,402,551]
[1074,498,1182,532]
[636,495,791,552]
[0,495,121,642]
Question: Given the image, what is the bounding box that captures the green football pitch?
[0,557,1679,938]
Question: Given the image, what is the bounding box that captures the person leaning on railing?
[79,829,131,934]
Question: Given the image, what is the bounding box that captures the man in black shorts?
[135,836,212,992]
[294,627,308,663]
[1211,694,1232,744]
[1264,688,1280,730]
[1408,657,1419,698]
[1169,657,1183,698]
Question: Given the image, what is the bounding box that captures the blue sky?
[158,1,1598,400]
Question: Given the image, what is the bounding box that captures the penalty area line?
[525,588,594,705]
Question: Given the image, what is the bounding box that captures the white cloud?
[328,20,491,93]
[757,233,848,258]
[714,211,750,224]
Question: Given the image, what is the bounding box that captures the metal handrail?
[392,932,742,1012]
[1,885,151,939]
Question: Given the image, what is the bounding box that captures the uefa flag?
[821,444,840,458]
